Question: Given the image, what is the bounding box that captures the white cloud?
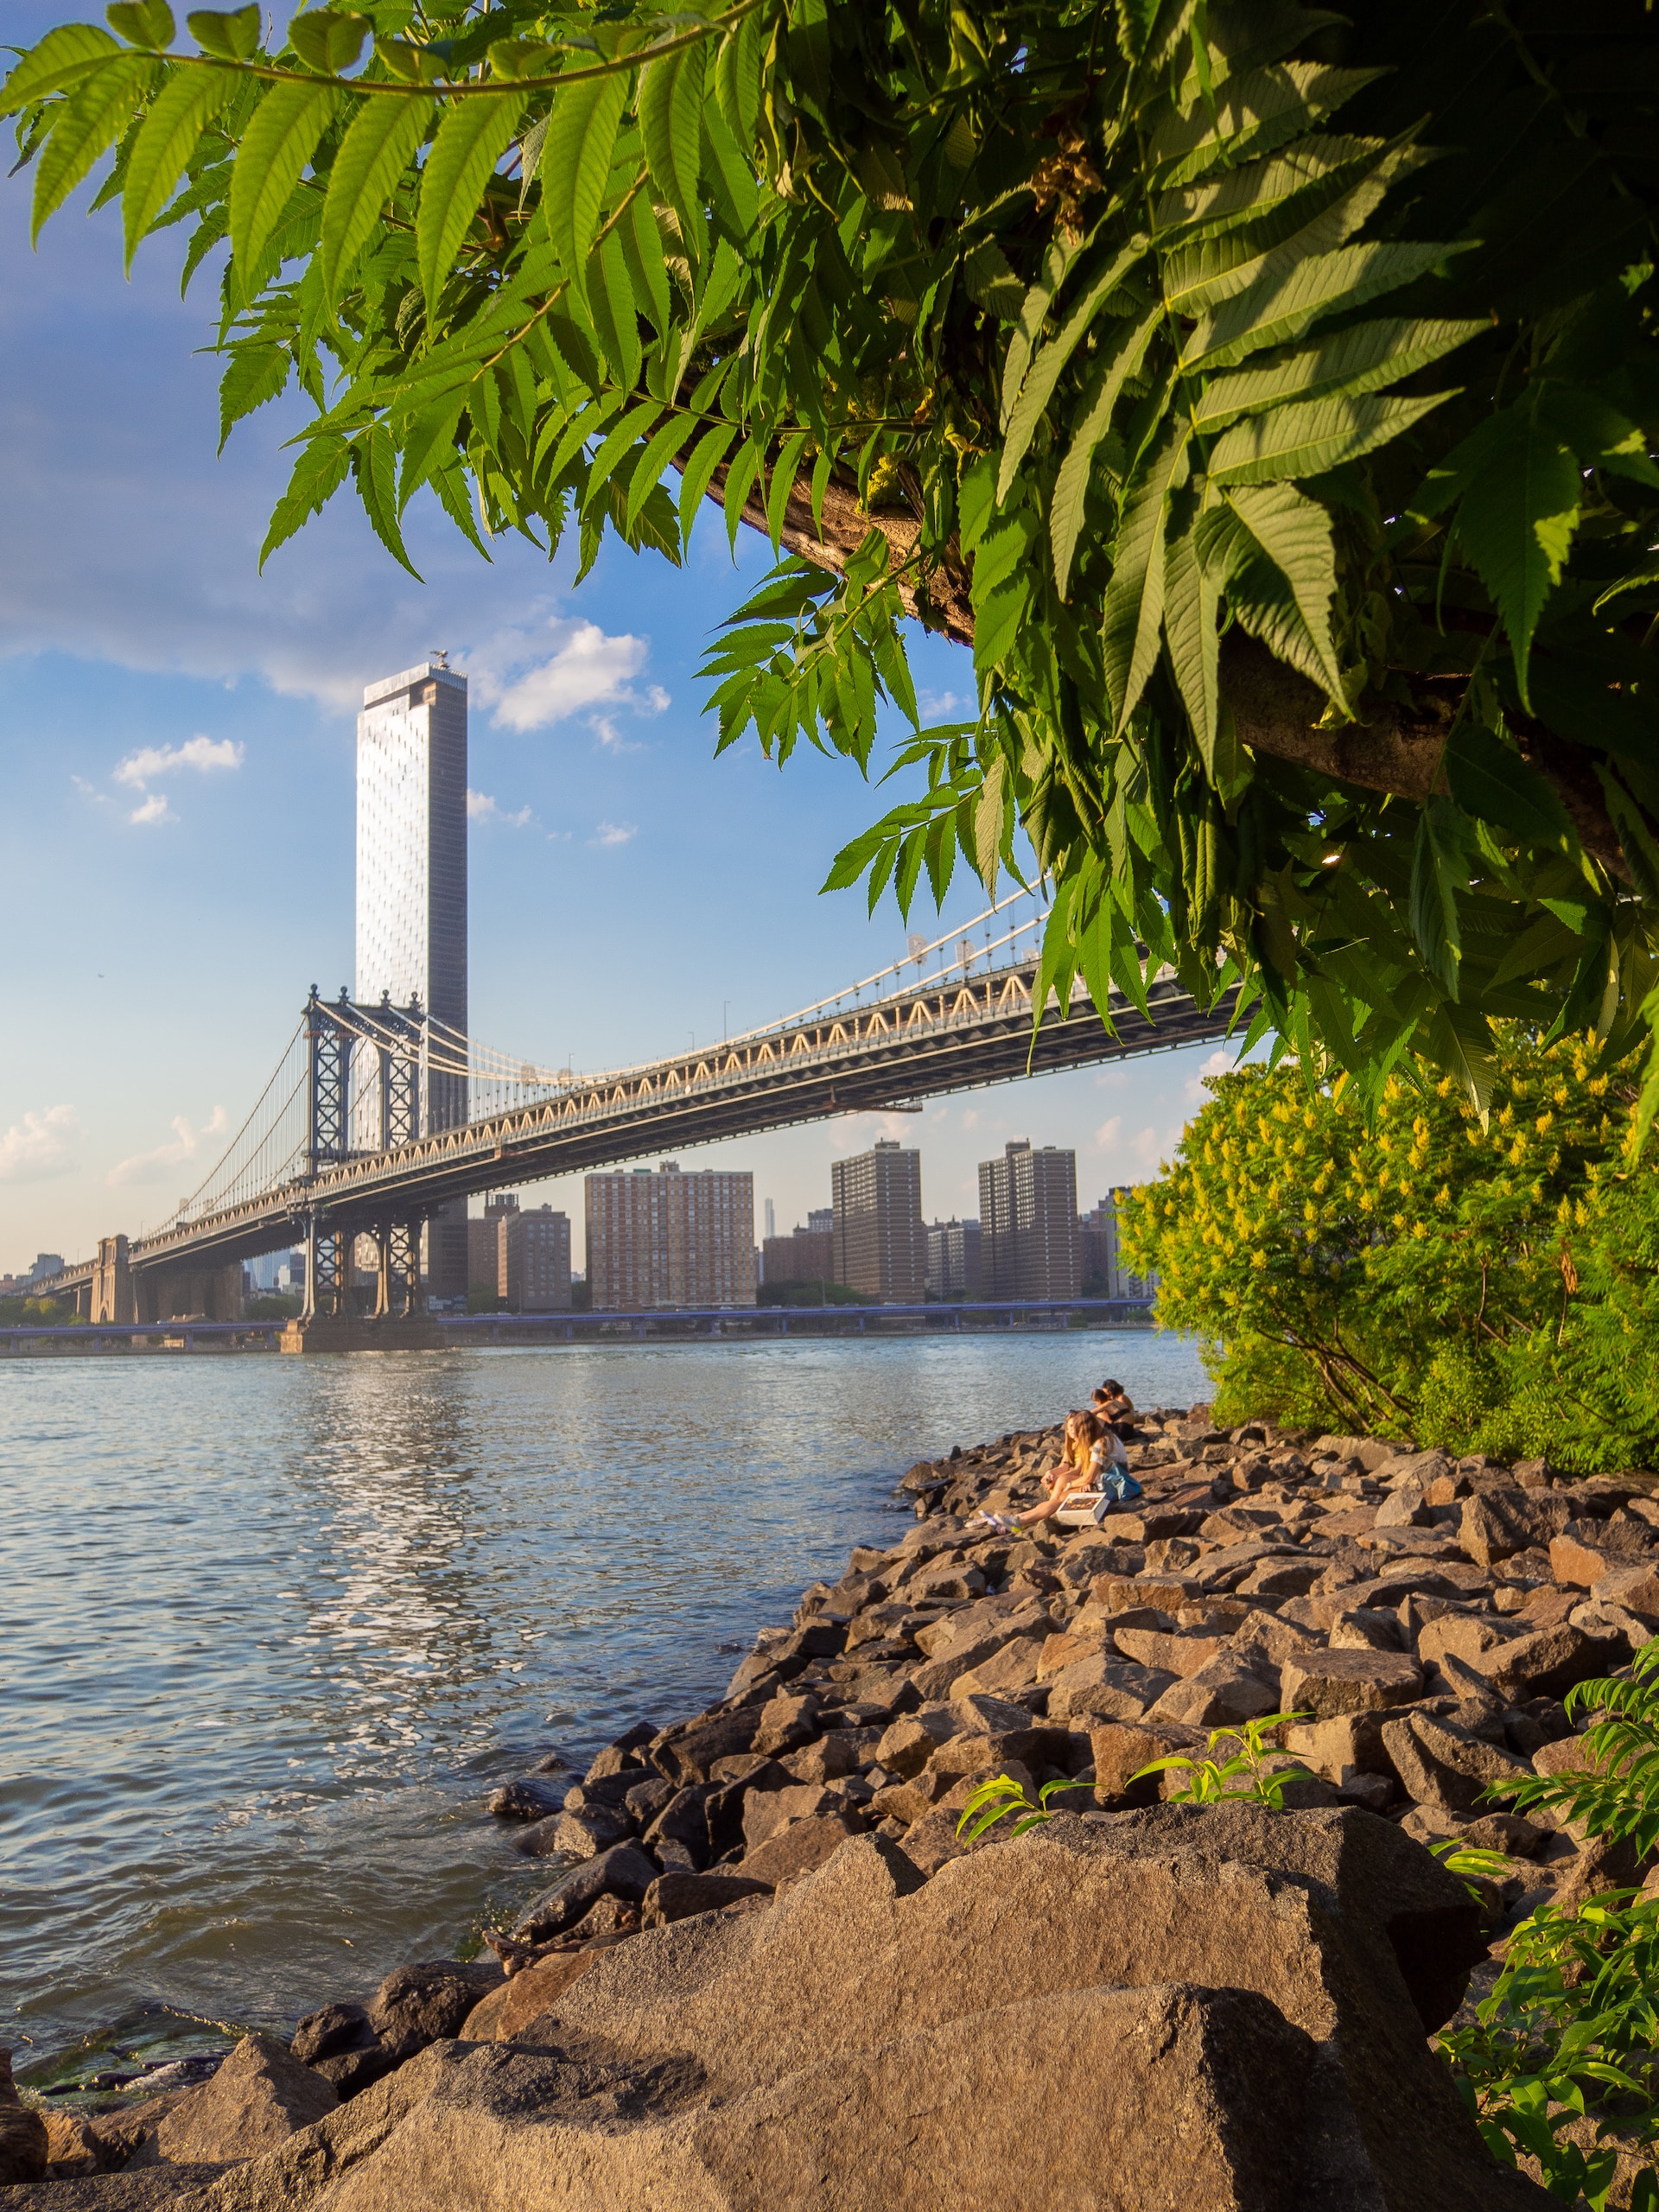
[919,689,968,719]
[0,1103,79,1184]
[1185,1047,1236,1103]
[107,1104,231,1188]
[591,820,637,848]
[1094,1116,1122,1149]
[129,792,175,825]
[469,617,668,733]
[466,788,532,828]
[71,773,111,805]
[114,734,244,787]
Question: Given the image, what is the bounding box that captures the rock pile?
[11,1406,1649,2208]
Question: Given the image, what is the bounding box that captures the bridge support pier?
[136,1260,241,1323]
[91,1236,136,1325]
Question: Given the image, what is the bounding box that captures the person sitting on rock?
[971,1413,1137,1534]
[1093,1380,1137,1438]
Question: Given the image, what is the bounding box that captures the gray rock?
[289,2002,372,2063]
[367,1961,501,2063]
[151,2033,336,2164]
[513,1843,661,1942]
[486,1777,564,1820]
[1378,1712,1535,1820]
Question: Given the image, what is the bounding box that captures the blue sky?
[0,6,1232,1269]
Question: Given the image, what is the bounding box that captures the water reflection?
[1,1331,1208,2058]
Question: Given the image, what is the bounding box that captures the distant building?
[764,1198,776,1241]
[505,1205,571,1311]
[467,1193,518,1296]
[1080,1189,1157,1300]
[762,1224,836,1289]
[832,1141,924,1303]
[29,1254,63,1281]
[585,1160,756,1310]
[356,658,469,1296]
[925,1217,982,1302]
[979,1141,1080,1299]
[806,1208,833,1236]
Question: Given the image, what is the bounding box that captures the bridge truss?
[38,893,1240,1317]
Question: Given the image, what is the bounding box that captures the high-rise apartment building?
[806,1208,834,1236]
[925,1217,982,1302]
[1080,1190,1158,1300]
[356,658,469,1295]
[467,1192,518,1296]
[979,1141,1080,1299]
[761,1224,836,1289]
[831,1141,925,1302]
[585,1161,756,1310]
[505,1205,572,1312]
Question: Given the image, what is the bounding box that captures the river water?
[1,1331,1208,2075]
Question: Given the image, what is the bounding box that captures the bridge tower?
[300,986,427,1321]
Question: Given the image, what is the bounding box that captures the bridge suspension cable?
[156,885,1057,1230]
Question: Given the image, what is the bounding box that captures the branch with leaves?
[7,0,1659,1106]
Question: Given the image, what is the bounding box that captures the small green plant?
[955,1774,1093,1842]
[1436,1890,1659,2209]
[1429,1836,1517,1903]
[1495,1642,1659,1855]
[1129,1712,1315,1809]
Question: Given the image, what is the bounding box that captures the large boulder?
[177,1812,1543,2211]
[512,1843,659,1942]
[149,2033,337,2164]
[0,2045,48,2183]
[367,1962,503,2063]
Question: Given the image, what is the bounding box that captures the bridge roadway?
[37,957,1235,1295]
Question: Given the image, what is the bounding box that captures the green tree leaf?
[543,70,627,299]
[1411,794,1471,997]
[1197,482,1344,699]
[321,88,430,305]
[187,7,260,62]
[417,89,525,323]
[1207,388,1452,486]
[997,237,1147,501]
[677,421,735,536]
[29,51,150,241]
[1164,502,1222,775]
[1,22,121,111]
[286,10,368,75]
[229,78,338,287]
[1444,724,1573,851]
[1102,417,1192,733]
[123,61,236,267]
[639,37,703,250]
[1184,243,1459,372]
[106,2,175,52]
[1192,315,1484,433]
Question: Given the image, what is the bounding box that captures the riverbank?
[11,1400,1656,2193]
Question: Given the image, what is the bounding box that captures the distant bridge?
[33,893,1232,1326]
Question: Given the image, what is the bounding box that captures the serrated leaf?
[1192,315,1484,433]
[722,439,763,550]
[997,236,1147,503]
[29,51,149,240]
[1207,388,1452,485]
[766,429,810,550]
[106,1,175,52]
[582,397,659,512]
[287,10,368,74]
[259,432,351,565]
[1184,242,1459,372]
[1442,397,1580,709]
[187,5,259,60]
[2,22,121,111]
[1444,723,1573,850]
[716,6,763,140]
[123,62,235,267]
[587,224,643,389]
[619,190,671,337]
[417,90,524,321]
[1410,793,1470,996]
[1197,482,1344,699]
[1102,416,1192,733]
[229,77,337,287]
[1150,62,1385,188]
[678,420,735,535]
[1052,305,1157,594]
[639,37,703,241]
[321,90,429,305]
[1164,504,1221,772]
[543,70,626,297]
[625,411,690,532]
[217,338,287,449]
[962,238,1023,321]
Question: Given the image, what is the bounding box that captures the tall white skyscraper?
[356,658,469,1294]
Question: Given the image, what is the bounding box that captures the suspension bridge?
[29,892,1236,1334]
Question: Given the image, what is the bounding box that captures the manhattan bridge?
[32,887,1233,1330]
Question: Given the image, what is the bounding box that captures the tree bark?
[718,467,1630,877]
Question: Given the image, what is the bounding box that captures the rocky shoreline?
[7,1402,1656,2207]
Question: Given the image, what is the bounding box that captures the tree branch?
[715,468,1630,876]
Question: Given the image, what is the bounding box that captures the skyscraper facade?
[356,658,469,1295]
[831,1140,925,1302]
[585,1161,756,1310]
[979,1141,1080,1299]
[925,1217,982,1302]
[505,1205,572,1312]
[1080,1190,1158,1300]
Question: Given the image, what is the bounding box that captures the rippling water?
[0,1332,1208,2069]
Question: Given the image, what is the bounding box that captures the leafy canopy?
[7,0,1659,1103]
[1118,1036,1659,1470]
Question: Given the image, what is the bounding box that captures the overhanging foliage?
[7,0,1659,1103]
